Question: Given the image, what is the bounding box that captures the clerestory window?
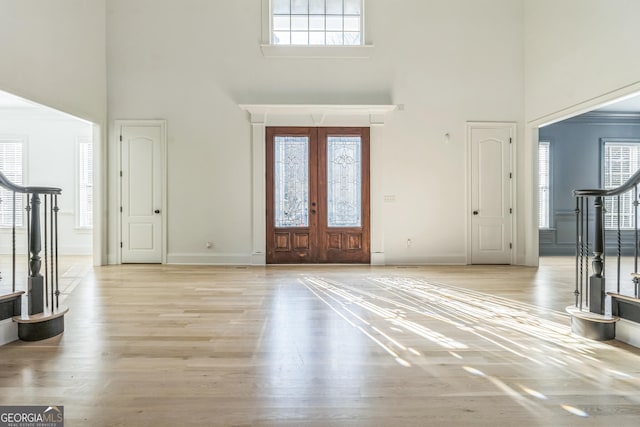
[271,0,363,45]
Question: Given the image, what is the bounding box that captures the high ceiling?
[0,90,39,109]
[595,94,640,113]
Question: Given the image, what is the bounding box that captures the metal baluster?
[575,197,581,307]
[12,191,16,293]
[54,195,59,309]
[44,194,49,308]
[585,196,590,309]
[636,186,640,298]
[25,195,31,291]
[580,197,588,311]
[50,195,55,310]
[617,195,621,294]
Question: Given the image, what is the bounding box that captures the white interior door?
[469,123,514,264]
[120,123,164,263]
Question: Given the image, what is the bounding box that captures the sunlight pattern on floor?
[301,275,640,419]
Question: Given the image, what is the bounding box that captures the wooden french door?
[266,127,370,264]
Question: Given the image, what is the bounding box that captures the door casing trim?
[241,104,396,265]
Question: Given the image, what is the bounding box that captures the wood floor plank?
[1,257,640,426]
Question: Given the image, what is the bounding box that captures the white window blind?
[603,141,640,229]
[0,139,24,227]
[538,141,550,229]
[77,140,93,228]
[272,0,363,45]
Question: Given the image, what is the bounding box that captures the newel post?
[590,196,606,314]
[28,192,44,315]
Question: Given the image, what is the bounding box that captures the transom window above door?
[271,0,363,45]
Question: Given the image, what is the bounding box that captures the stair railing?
[0,170,62,315]
[574,167,640,315]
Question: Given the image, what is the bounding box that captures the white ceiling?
[0,90,92,124]
[0,90,39,109]
[594,94,640,113]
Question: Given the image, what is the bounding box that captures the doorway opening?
[537,93,640,258]
[0,90,95,297]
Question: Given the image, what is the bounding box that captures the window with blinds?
[538,141,550,229]
[0,139,24,227]
[602,140,640,229]
[272,0,363,45]
[77,139,93,228]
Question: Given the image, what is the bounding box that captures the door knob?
[473,210,479,215]
[154,209,161,214]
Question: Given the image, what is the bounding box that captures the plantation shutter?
[78,140,93,228]
[538,141,550,228]
[0,140,24,227]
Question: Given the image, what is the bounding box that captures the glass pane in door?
[327,136,361,227]
[274,136,309,227]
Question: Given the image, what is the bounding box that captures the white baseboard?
[251,253,266,265]
[371,252,385,265]
[383,255,467,265]
[166,252,253,265]
[166,252,470,266]
[0,318,18,346]
[616,319,640,348]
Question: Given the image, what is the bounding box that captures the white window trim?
[601,138,640,230]
[261,0,374,58]
[0,135,27,229]
[538,140,551,229]
[76,136,93,230]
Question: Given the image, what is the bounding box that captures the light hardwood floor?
[1,257,640,426]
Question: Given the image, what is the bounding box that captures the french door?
[266,127,370,264]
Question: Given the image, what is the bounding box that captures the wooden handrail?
[0,170,61,195]
[573,166,640,197]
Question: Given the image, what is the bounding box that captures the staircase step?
[608,292,640,324]
[566,305,618,341]
[0,291,24,321]
[13,306,69,341]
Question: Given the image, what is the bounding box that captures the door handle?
[473,210,479,215]
[154,209,161,214]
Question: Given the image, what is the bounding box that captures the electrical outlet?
[206,241,213,249]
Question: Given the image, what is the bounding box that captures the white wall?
[0,0,107,123]
[522,0,640,265]
[525,0,640,122]
[0,0,107,263]
[0,108,94,255]
[107,0,525,264]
